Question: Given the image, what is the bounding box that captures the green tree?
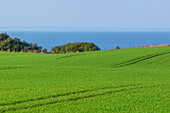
[0,33,9,41]
[32,43,38,50]
[0,33,42,52]
[51,42,100,54]
[115,46,120,49]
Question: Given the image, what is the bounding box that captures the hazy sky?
[1,0,170,30]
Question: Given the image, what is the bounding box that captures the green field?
[0,47,170,113]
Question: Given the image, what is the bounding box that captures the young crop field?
[0,47,170,112]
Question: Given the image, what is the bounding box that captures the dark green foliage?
[0,33,9,41]
[0,33,42,52]
[115,46,120,49]
[51,42,100,53]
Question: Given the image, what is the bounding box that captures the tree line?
[51,42,100,53]
[0,33,100,53]
[0,33,42,52]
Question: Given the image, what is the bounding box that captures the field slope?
[0,47,170,113]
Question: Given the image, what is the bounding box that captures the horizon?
[1,26,170,32]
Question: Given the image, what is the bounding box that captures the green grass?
[0,47,170,113]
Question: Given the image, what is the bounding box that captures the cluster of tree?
[0,33,42,52]
[51,42,100,53]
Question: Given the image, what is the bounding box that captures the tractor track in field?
[2,84,163,112]
[112,51,170,67]
[0,66,28,71]
[0,84,141,107]
[56,54,79,60]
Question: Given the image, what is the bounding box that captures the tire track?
[0,66,28,71]
[112,51,170,67]
[56,54,79,60]
[112,53,158,67]
[2,84,162,112]
[121,52,170,66]
[0,84,140,107]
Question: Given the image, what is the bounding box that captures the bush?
[51,42,100,54]
[115,46,120,49]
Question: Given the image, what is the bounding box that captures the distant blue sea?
[1,31,170,51]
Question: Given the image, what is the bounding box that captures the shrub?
[51,42,100,54]
[115,46,120,49]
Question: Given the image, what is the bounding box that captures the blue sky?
[0,0,170,31]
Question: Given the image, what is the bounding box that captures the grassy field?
[0,47,170,113]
